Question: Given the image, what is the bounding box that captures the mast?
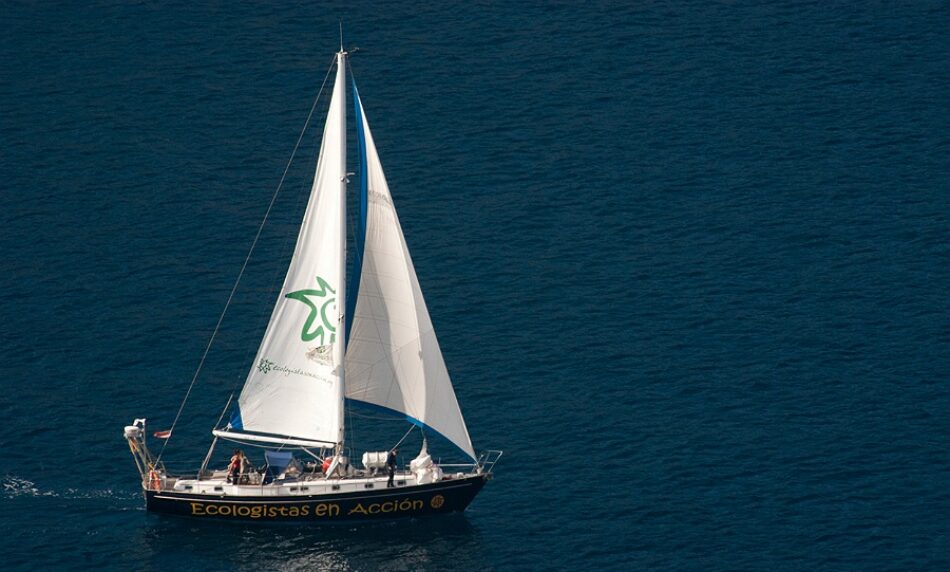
[334,49,347,449]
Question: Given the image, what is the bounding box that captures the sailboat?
[123,48,501,522]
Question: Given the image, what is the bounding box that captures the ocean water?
[2,2,948,570]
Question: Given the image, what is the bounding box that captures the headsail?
[344,84,476,461]
[217,52,348,448]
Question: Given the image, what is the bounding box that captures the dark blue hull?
[145,474,488,522]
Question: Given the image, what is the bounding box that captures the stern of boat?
[123,418,167,493]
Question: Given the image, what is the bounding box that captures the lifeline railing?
[477,450,503,473]
[438,449,503,474]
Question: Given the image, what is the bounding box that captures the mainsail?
[214,53,475,461]
[216,53,348,448]
[344,85,476,461]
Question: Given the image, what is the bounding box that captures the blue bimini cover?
[263,450,294,484]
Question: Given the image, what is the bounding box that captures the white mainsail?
[217,52,348,447]
[214,54,474,461]
[344,87,476,461]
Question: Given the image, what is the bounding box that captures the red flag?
[153,429,172,439]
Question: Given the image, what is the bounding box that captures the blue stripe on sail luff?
[345,398,477,462]
[345,79,368,348]
[229,407,244,430]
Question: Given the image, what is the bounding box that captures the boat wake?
[3,475,140,500]
[2,476,54,498]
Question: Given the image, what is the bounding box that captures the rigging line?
[157,55,338,465]
[393,425,416,450]
[239,93,322,405]
[211,394,234,434]
[235,121,311,403]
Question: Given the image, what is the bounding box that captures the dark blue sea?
[2,1,948,570]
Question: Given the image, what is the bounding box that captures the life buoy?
[148,470,161,490]
[322,457,333,474]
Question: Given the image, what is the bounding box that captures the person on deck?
[239,451,252,484]
[386,447,399,488]
[228,449,243,484]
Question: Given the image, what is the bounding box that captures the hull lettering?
[348,498,424,516]
[188,502,339,519]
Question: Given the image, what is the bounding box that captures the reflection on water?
[134,514,489,572]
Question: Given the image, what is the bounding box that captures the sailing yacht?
[124,49,501,522]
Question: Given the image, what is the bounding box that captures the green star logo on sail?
[285,276,337,344]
